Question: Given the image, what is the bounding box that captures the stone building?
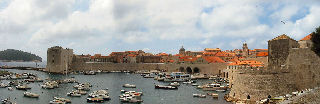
[46,46,73,74]
[299,33,313,48]
[242,43,249,58]
[268,34,299,69]
[179,46,186,56]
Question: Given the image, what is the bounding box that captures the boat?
[0,83,8,88]
[192,83,199,86]
[53,97,71,103]
[16,84,31,90]
[202,83,228,91]
[1,98,16,104]
[215,89,226,92]
[88,90,111,101]
[120,97,143,103]
[143,74,154,78]
[193,94,206,98]
[84,71,96,75]
[49,100,66,104]
[163,72,191,82]
[8,87,13,91]
[155,85,178,90]
[87,97,104,103]
[67,92,81,97]
[169,82,180,87]
[207,93,218,98]
[24,92,40,98]
[123,84,136,88]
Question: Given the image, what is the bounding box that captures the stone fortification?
[228,34,320,101]
[46,46,73,73]
[46,46,227,75]
[71,55,227,75]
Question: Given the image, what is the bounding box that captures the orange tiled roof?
[179,56,198,62]
[300,33,313,41]
[256,52,268,57]
[203,56,225,63]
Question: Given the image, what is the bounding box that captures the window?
[52,60,54,63]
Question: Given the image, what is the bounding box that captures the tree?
[311,26,320,56]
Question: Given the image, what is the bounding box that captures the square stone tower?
[46,46,74,74]
[268,34,299,70]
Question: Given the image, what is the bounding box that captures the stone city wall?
[70,58,227,75]
[228,48,320,101]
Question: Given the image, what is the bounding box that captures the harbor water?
[0,69,231,104]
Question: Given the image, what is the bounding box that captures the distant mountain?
[0,49,42,62]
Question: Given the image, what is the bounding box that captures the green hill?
[0,49,42,62]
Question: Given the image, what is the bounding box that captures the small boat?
[1,98,16,104]
[143,74,154,78]
[24,92,40,98]
[87,97,104,103]
[0,83,9,88]
[49,100,66,104]
[207,93,218,98]
[84,71,96,75]
[169,82,180,87]
[155,85,178,90]
[8,87,13,91]
[215,89,226,92]
[67,92,81,97]
[193,94,206,98]
[16,84,31,90]
[53,97,71,103]
[191,83,199,86]
[123,84,136,88]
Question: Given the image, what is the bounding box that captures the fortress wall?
[228,48,320,101]
[70,59,227,75]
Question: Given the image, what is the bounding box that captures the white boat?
[8,87,13,91]
[202,83,227,91]
[53,97,71,103]
[193,94,206,98]
[192,83,199,86]
[49,100,66,104]
[123,84,136,88]
[169,82,180,86]
[0,83,8,88]
[24,92,40,98]
[164,72,191,82]
[88,90,111,100]
[16,84,31,90]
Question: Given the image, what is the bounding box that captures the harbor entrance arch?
[194,67,200,73]
[186,67,192,74]
[179,67,185,72]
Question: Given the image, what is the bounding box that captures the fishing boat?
[169,82,180,87]
[193,94,206,98]
[123,84,136,88]
[16,84,31,90]
[155,85,178,90]
[24,92,40,98]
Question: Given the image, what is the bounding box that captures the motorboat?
[207,93,219,98]
[24,92,40,98]
[193,94,206,98]
[53,97,71,103]
[155,85,178,90]
[0,83,8,88]
[169,82,180,87]
[8,87,13,91]
[202,83,228,91]
[84,71,96,75]
[16,84,31,90]
[88,90,111,101]
[192,83,199,86]
[123,84,136,88]
[49,100,66,104]
[87,97,104,103]
[163,72,191,82]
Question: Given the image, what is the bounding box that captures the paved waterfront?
[0,69,230,104]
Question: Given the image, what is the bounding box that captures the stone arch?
[193,67,200,73]
[179,67,185,72]
[186,67,192,74]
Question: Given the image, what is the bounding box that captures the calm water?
[0,69,231,104]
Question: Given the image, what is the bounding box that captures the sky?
[0,0,320,60]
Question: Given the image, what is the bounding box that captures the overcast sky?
[0,0,320,60]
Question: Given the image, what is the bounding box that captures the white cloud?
[0,0,320,59]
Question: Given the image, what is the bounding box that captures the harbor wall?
[70,57,227,75]
[228,48,320,101]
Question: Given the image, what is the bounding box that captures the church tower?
[179,46,186,56]
[242,42,249,58]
